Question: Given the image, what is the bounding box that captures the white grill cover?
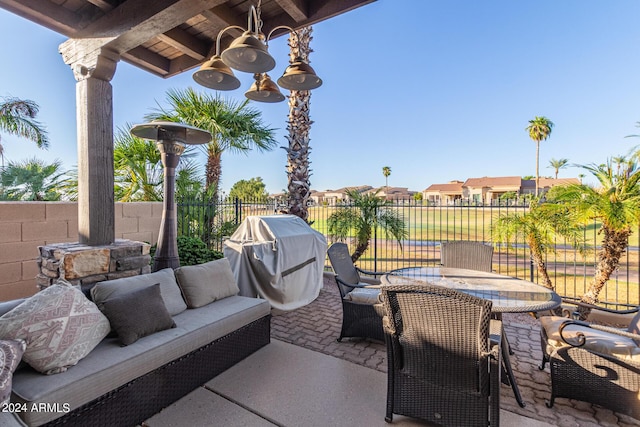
[223,215,327,311]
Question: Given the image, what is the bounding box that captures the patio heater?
[130,121,211,271]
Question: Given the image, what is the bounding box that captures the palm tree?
[382,166,391,192]
[548,158,568,179]
[146,88,277,198]
[526,116,554,196]
[491,198,583,291]
[612,156,626,175]
[548,157,640,318]
[284,26,313,221]
[0,97,49,150]
[327,188,407,262]
[0,157,66,201]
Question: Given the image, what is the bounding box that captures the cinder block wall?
[0,202,162,300]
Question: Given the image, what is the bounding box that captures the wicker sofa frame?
[43,315,271,427]
[540,318,640,420]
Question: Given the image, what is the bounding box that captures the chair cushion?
[0,283,110,374]
[344,287,381,304]
[0,339,26,405]
[100,284,176,346]
[541,316,640,363]
[174,258,239,308]
[91,268,187,316]
[628,310,640,334]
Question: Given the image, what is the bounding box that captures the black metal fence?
[177,197,640,308]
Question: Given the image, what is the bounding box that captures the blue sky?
[1,0,640,195]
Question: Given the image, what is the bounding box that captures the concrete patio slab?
[145,339,554,427]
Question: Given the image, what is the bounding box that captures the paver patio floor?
[270,275,640,427]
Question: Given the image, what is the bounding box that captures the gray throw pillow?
[91,268,187,316]
[175,258,240,308]
[100,284,176,346]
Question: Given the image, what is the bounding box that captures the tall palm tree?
[491,198,584,291]
[548,158,568,179]
[0,157,66,201]
[612,156,626,175]
[0,97,49,150]
[382,166,391,192]
[328,188,407,262]
[548,157,640,318]
[284,26,314,221]
[526,116,554,196]
[147,88,277,197]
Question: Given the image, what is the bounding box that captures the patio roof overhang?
[0,0,376,246]
[0,0,375,78]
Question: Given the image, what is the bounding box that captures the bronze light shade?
[245,74,285,103]
[192,56,241,90]
[277,58,323,91]
[221,31,276,74]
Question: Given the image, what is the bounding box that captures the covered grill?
[223,215,327,311]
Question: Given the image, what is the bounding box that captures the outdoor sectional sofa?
[0,258,271,427]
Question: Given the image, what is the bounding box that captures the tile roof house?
[423,176,580,205]
[423,181,464,205]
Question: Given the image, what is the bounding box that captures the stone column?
[60,41,119,246]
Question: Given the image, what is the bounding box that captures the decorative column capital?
[59,38,119,82]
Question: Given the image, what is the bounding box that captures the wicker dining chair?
[380,284,502,426]
[327,243,385,342]
[440,241,494,272]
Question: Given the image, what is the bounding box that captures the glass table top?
[383,267,562,313]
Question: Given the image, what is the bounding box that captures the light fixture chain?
[256,0,263,34]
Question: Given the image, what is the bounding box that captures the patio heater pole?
[130,121,211,271]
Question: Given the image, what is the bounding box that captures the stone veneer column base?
[37,239,151,291]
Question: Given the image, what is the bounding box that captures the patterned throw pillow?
[0,339,26,405]
[0,283,110,375]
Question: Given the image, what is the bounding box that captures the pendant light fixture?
[192,1,322,103]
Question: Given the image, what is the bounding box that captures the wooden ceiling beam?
[121,46,170,76]
[274,0,308,22]
[0,0,83,35]
[87,0,115,12]
[167,55,201,77]
[200,5,244,39]
[156,28,208,60]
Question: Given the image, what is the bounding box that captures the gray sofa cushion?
[11,296,271,427]
[101,284,176,346]
[91,268,187,316]
[175,258,240,308]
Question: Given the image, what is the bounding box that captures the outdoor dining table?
[381,266,562,408]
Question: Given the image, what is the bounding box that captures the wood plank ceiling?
[0,0,376,78]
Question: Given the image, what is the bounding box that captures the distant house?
[366,186,416,201]
[311,186,373,205]
[423,181,464,205]
[463,176,523,203]
[422,176,580,205]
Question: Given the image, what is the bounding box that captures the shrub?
[150,236,223,266]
